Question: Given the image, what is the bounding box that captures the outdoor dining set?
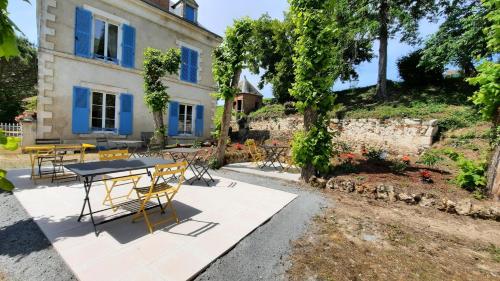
[245,139,298,172]
[22,138,216,236]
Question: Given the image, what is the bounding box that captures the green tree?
[212,18,254,166]
[143,48,181,147]
[359,0,437,99]
[465,0,499,197]
[421,0,489,77]
[0,36,37,122]
[0,0,29,58]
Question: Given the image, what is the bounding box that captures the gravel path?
[195,169,327,281]
[0,190,76,281]
[0,169,326,281]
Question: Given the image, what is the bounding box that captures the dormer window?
[184,4,196,23]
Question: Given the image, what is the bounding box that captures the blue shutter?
[180,47,189,82]
[195,105,204,137]
[119,94,133,135]
[74,7,92,58]
[168,101,179,136]
[185,5,196,22]
[189,49,198,83]
[72,86,91,134]
[121,24,136,68]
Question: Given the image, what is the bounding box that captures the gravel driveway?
[0,169,325,281]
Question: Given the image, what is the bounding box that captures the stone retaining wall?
[237,115,439,154]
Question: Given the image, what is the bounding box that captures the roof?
[140,0,221,39]
[172,0,199,8]
[238,76,262,97]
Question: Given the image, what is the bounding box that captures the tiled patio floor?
[7,169,297,281]
[223,162,301,182]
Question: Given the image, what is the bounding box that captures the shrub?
[284,101,297,115]
[438,109,481,132]
[397,49,444,86]
[418,150,443,167]
[331,140,352,157]
[364,146,385,163]
[248,104,285,120]
[390,160,408,174]
[455,158,487,192]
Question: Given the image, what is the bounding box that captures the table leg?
[77,176,98,236]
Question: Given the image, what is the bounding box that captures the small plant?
[390,160,408,174]
[487,244,500,263]
[364,147,385,163]
[420,170,433,183]
[208,156,220,169]
[418,150,443,167]
[244,139,256,146]
[192,141,202,148]
[455,157,487,192]
[332,141,352,157]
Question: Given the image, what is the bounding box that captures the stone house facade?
[36,0,221,143]
[233,76,263,116]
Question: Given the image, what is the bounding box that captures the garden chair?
[98,150,141,212]
[96,137,118,151]
[245,139,264,166]
[50,145,81,182]
[32,146,58,180]
[132,161,188,234]
[192,148,216,186]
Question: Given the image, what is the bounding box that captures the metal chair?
[132,161,188,234]
[245,139,264,166]
[192,148,216,186]
[96,137,118,151]
[50,145,81,182]
[98,150,141,212]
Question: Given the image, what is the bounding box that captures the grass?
[332,79,481,130]
[488,244,500,263]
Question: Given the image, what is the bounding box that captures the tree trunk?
[151,111,165,147]
[215,69,242,167]
[301,106,318,183]
[487,108,500,200]
[375,0,389,100]
[461,60,478,78]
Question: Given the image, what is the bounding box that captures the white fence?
[0,123,23,138]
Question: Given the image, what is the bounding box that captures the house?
[36,0,222,144]
[233,76,263,116]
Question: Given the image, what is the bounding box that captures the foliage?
[418,149,443,167]
[211,106,224,140]
[390,160,408,174]
[421,0,488,76]
[331,140,353,157]
[364,146,385,163]
[0,129,19,150]
[397,49,443,86]
[0,36,37,122]
[283,101,297,115]
[467,61,499,122]
[455,157,487,192]
[0,169,14,192]
[143,48,181,113]
[246,14,296,103]
[291,129,332,174]
[438,109,482,132]
[0,0,30,58]
[248,104,285,120]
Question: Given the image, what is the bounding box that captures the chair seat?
[134,182,175,195]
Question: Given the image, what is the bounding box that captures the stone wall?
[238,115,439,154]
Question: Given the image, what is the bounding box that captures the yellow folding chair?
[132,161,188,234]
[245,139,264,166]
[98,150,141,212]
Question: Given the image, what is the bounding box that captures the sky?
[8,0,440,97]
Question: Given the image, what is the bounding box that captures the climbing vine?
[143,47,180,144]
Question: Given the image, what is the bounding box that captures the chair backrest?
[98,149,129,161]
[35,138,61,145]
[150,161,188,194]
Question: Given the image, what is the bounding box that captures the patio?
[7,168,297,281]
[223,162,301,182]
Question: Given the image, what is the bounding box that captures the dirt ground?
[288,189,500,281]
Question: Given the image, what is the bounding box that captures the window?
[178,104,193,135]
[185,5,196,23]
[91,92,117,132]
[180,47,198,83]
[93,18,119,63]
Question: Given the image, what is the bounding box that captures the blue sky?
[8,0,439,97]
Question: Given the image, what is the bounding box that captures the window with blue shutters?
[119,94,133,135]
[185,5,196,23]
[168,101,180,136]
[180,46,199,84]
[74,7,135,68]
[195,105,204,137]
[72,86,91,134]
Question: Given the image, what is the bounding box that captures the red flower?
[235,143,243,150]
[340,153,356,160]
[361,149,368,155]
[402,155,411,164]
[272,141,278,146]
[420,170,431,179]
